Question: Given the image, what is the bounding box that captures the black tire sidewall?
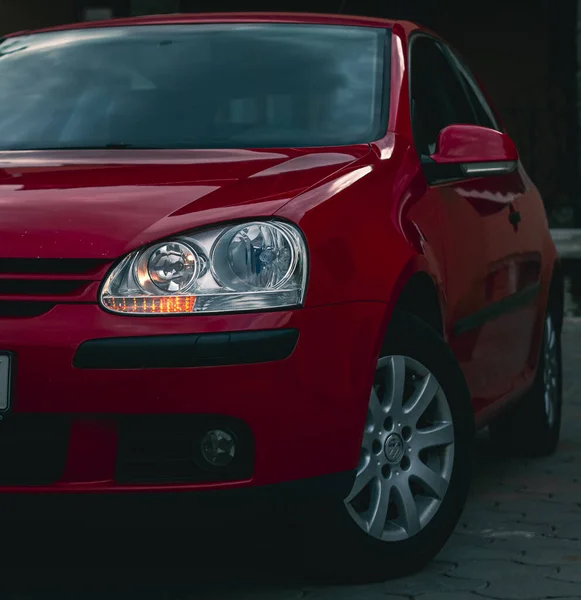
[524,311,563,451]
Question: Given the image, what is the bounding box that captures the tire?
[299,311,475,583]
[490,309,562,457]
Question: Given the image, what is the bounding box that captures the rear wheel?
[301,312,474,582]
[490,310,562,456]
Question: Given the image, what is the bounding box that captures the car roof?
[5,12,408,38]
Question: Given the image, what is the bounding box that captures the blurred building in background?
[0,0,578,227]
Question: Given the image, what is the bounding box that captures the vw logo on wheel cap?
[384,433,405,464]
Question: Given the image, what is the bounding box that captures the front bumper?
[0,301,385,493]
[3,471,355,526]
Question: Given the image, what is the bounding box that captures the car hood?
[0,147,369,259]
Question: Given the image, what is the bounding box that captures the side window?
[409,36,478,156]
[444,47,501,131]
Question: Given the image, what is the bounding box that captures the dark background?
[1,0,578,227]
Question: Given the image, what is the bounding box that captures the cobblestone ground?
[3,319,581,599]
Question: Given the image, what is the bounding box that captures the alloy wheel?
[344,355,455,542]
[543,314,559,428]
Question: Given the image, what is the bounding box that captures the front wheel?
[301,312,475,582]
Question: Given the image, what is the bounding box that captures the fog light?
[200,430,236,467]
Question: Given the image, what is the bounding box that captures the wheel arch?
[388,263,445,339]
[367,257,448,412]
[548,259,565,334]
[527,257,565,375]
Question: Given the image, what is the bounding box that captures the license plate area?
[0,353,12,413]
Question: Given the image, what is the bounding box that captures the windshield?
[0,24,389,150]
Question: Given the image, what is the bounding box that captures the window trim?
[407,31,507,186]
[441,45,502,132]
[407,31,481,156]
[374,27,392,143]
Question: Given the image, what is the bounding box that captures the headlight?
[100,220,307,315]
[135,241,201,294]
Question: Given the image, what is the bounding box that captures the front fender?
[276,134,441,310]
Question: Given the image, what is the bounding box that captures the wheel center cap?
[384,433,405,464]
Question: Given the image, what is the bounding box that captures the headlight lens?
[136,241,200,294]
[212,223,296,292]
[100,220,307,315]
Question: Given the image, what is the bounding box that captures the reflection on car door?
[443,45,543,406]
[409,35,540,413]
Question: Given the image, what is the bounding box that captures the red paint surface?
[431,125,519,164]
[0,13,558,494]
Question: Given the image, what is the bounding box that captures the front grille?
[0,415,71,486]
[0,259,111,315]
[116,415,254,485]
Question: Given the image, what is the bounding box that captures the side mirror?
[428,124,518,178]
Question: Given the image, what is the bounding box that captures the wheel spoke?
[414,422,454,451]
[545,396,553,422]
[368,386,385,424]
[547,318,556,349]
[405,373,439,422]
[368,479,392,538]
[384,356,406,417]
[394,477,421,537]
[362,426,375,453]
[411,461,448,499]
[348,354,455,542]
[345,457,377,503]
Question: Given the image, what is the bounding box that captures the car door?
[409,34,534,411]
[442,45,543,400]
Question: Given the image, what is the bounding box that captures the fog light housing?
[200,430,236,467]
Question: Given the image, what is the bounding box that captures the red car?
[0,12,563,579]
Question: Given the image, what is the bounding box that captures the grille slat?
[0,273,102,281]
[0,259,109,276]
[0,280,90,296]
[0,302,56,318]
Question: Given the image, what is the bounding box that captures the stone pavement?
[2,319,581,599]
[373,316,581,599]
